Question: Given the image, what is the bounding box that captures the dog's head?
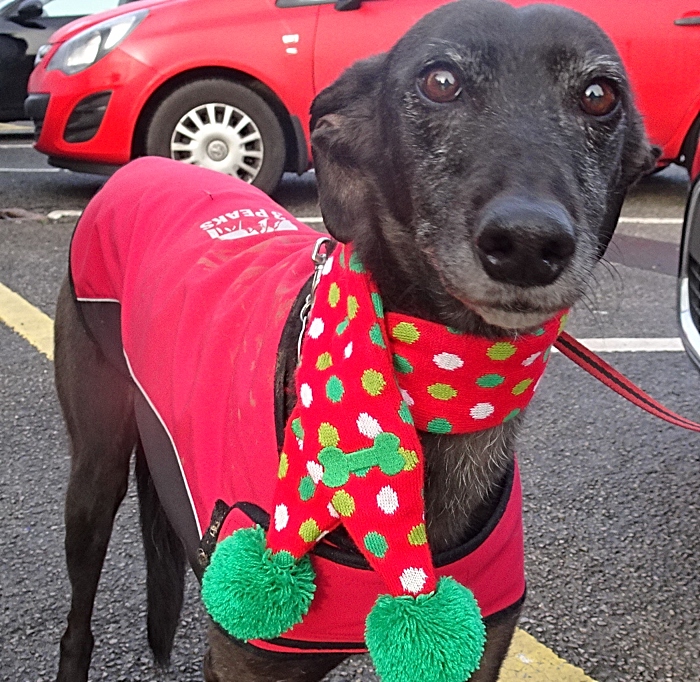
[310,0,656,332]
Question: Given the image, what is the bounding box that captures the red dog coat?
[70,157,526,654]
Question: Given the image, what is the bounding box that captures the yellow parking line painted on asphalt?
[0,122,33,133]
[0,282,598,682]
[0,282,54,360]
[500,629,595,681]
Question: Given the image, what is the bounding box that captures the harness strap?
[555,331,700,432]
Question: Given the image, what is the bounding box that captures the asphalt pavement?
[1,135,699,681]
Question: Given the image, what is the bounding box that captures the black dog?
[53,1,654,681]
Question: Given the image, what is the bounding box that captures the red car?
[25,0,700,193]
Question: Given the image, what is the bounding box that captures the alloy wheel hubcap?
[169,102,264,183]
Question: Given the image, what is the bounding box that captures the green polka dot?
[391,321,420,344]
[362,369,386,397]
[393,354,413,374]
[503,408,521,422]
[369,323,386,349]
[331,490,355,517]
[316,352,333,371]
[328,282,341,308]
[326,376,345,403]
[558,313,569,332]
[533,327,545,336]
[349,252,365,273]
[427,383,458,400]
[512,378,533,395]
[278,452,289,479]
[273,549,295,567]
[398,401,414,425]
[543,347,551,362]
[427,418,452,434]
[399,447,418,471]
[299,519,321,542]
[371,292,384,318]
[347,295,359,320]
[336,318,349,335]
[487,342,517,361]
[318,422,339,447]
[407,524,427,546]
[447,326,465,335]
[291,418,304,440]
[477,373,505,388]
[339,250,346,268]
[364,532,388,558]
[299,476,315,502]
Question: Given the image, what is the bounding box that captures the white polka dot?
[327,502,340,519]
[433,352,464,371]
[400,388,415,407]
[274,504,289,531]
[400,567,428,594]
[297,438,304,451]
[344,342,353,359]
[308,318,325,339]
[322,256,334,276]
[470,402,494,420]
[357,412,382,439]
[522,351,541,366]
[306,460,324,484]
[300,384,313,408]
[377,486,399,515]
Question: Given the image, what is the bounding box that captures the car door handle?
[675,14,700,25]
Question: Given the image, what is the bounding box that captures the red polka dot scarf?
[202,242,566,682]
[266,244,565,590]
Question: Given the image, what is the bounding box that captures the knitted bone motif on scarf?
[202,242,566,682]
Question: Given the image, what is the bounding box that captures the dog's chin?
[470,305,557,331]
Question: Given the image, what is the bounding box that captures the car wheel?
[144,79,286,194]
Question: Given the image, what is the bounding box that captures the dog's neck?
[420,423,518,552]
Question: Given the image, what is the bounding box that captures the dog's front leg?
[469,602,522,682]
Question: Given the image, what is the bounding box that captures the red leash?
[554,332,700,433]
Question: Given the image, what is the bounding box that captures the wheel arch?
[131,66,307,174]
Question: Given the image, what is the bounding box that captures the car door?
[502,0,700,163]
[312,0,453,94]
[0,0,133,120]
[311,0,700,163]
[522,0,700,162]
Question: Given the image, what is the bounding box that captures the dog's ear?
[598,122,661,255]
[310,55,390,243]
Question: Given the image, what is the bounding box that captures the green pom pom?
[201,525,316,640]
[365,577,485,682]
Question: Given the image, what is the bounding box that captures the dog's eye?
[418,68,462,103]
[580,79,619,117]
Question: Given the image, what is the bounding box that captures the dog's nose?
[474,197,576,287]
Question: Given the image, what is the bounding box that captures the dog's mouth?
[429,254,570,331]
[465,302,561,330]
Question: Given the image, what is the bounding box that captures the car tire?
[144,78,286,194]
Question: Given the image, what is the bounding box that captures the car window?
[41,0,124,17]
[276,0,334,7]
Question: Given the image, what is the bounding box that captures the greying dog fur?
[53,2,654,681]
